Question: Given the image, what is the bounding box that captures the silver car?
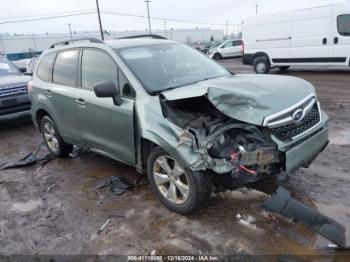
[208,39,243,60]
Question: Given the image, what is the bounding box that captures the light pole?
[96,0,104,40]
[145,0,152,36]
[256,4,259,15]
[163,21,167,38]
[67,23,73,40]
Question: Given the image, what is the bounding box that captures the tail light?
[27,81,33,94]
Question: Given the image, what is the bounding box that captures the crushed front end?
[160,92,328,191]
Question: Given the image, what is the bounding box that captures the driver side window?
[222,41,233,48]
[81,49,118,90]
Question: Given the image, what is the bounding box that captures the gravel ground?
[0,59,349,257]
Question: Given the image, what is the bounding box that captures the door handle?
[334,37,339,44]
[322,38,327,45]
[75,98,86,106]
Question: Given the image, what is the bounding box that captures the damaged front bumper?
[264,187,347,248]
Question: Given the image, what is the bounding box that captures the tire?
[253,56,270,74]
[147,147,212,214]
[40,116,73,157]
[278,66,290,72]
[212,53,222,60]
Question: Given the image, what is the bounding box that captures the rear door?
[333,14,350,65]
[47,49,80,143]
[76,48,135,166]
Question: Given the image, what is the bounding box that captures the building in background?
[0,28,224,60]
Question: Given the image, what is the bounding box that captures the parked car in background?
[13,57,39,75]
[242,3,350,74]
[201,42,222,54]
[0,54,31,120]
[207,39,243,59]
[31,38,328,214]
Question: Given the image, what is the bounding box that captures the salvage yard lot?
[1,58,350,256]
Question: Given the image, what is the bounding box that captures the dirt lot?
[0,59,349,257]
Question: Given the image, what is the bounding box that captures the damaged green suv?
[31,38,329,214]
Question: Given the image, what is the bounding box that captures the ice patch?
[12,199,42,212]
[329,125,350,145]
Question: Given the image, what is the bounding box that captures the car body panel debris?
[0,143,55,170]
[96,176,135,195]
[263,187,347,248]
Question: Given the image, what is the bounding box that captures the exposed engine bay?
[160,95,284,190]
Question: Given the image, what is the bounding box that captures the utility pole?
[163,21,167,38]
[256,4,259,15]
[225,20,229,39]
[67,23,73,40]
[145,0,152,36]
[96,0,104,40]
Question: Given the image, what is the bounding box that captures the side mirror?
[19,67,27,73]
[94,81,122,106]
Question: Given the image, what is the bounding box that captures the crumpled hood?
[162,74,315,126]
[0,74,31,87]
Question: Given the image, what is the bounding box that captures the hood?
[161,74,315,126]
[0,74,31,87]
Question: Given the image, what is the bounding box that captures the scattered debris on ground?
[97,217,111,235]
[96,176,135,195]
[0,143,55,170]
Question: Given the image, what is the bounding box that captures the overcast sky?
[0,0,348,35]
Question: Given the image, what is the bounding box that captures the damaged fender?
[263,187,346,248]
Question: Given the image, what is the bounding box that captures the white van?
[242,4,350,73]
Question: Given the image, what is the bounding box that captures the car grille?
[0,84,27,98]
[271,103,321,141]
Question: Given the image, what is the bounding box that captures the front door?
[219,41,234,57]
[76,48,135,166]
[333,14,350,65]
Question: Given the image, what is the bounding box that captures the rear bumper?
[0,94,31,121]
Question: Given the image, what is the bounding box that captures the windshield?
[0,57,20,76]
[117,43,230,94]
[208,42,222,50]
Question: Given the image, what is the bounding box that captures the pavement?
[0,58,349,257]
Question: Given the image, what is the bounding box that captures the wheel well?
[141,138,158,168]
[253,52,271,66]
[36,109,50,131]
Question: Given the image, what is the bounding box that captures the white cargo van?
[242,4,350,73]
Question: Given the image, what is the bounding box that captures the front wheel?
[212,53,222,60]
[147,147,212,214]
[253,56,270,74]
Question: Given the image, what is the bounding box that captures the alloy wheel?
[152,155,190,205]
[43,122,59,152]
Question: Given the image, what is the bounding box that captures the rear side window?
[53,49,79,86]
[81,49,118,90]
[37,52,56,82]
[337,15,350,36]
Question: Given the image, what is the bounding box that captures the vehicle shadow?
[0,116,34,133]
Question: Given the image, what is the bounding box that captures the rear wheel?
[253,56,270,74]
[41,116,73,157]
[147,147,212,214]
[278,66,290,72]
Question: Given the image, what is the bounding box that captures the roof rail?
[116,34,167,40]
[49,37,104,48]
